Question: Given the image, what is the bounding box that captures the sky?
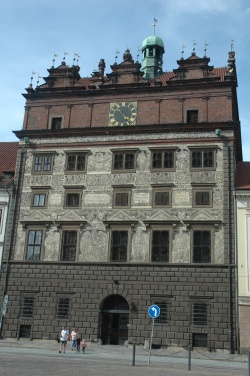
[1,0,250,160]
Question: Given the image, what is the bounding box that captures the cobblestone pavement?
[0,339,249,376]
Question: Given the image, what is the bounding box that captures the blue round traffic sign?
[148,304,160,318]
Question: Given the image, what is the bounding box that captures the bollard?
[132,343,136,366]
[188,346,191,371]
[248,350,250,376]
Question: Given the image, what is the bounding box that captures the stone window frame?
[190,225,214,263]
[20,294,36,319]
[24,226,46,261]
[60,226,79,262]
[190,297,210,328]
[64,150,90,174]
[189,146,217,171]
[49,115,64,130]
[192,187,213,208]
[30,187,50,209]
[151,295,171,325]
[63,187,83,209]
[56,295,71,320]
[105,223,135,263]
[111,148,138,173]
[186,109,199,123]
[149,224,173,263]
[31,151,56,175]
[152,185,172,208]
[112,185,133,209]
[149,147,178,172]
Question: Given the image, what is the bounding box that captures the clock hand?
[117,108,130,120]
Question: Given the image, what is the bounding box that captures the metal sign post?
[148,305,160,364]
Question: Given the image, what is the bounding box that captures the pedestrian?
[81,339,87,353]
[70,328,78,351]
[76,334,81,353]
[59,326,69,354]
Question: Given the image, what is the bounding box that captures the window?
[193,189,212,207]
[193,230,211,263]
[152,188,171,207]
[151,230,169,262]
[57,298,70,319]
[193,333,207,347]
[65,193,80,208]
[113,188,131,208]
[21,297,35,318]
[33,155,53,173]
[31,190,49,208]
[191,150,215,169]
[154,301,168,324]
[151,150,175,170]
[61,230,77,261]
[51,117,63,130]
[193,302,208,326]
[110,230,128,262]
[187,110,198,123]
[66,154,86,172]
[112,151,136,172]
[26,230,43,260]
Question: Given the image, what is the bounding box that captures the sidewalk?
[0,339,249,376]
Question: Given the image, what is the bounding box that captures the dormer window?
[51,117,62,129]
[187,110,198,124]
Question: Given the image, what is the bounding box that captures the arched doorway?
[101,295,129,345]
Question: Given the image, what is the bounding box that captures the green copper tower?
[141,25,165,79]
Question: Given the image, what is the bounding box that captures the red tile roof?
[0,142,19,174]
[236,162,250,189]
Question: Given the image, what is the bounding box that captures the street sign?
[148,304,160,319]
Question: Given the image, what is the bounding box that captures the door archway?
[101,295,129,345]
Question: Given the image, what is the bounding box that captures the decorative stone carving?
[25,153,33,174]
[137,150,150,171]
[88,151,112,173]
[79,228,108,261]
[111,174,135,186]
[135,173,150,187]
[131,226,149,262]
[86,174,111,187]
[151,173,175,184]
[49,193,62,206]
[84,193,111,206]
[14,225,26,260]
[214,229,224,263]
[30,175,52,186]
[51,176,64,189]
[176,148,189,171]
[191,171,216,184]
[64,174,86,185]
[173,189,191,206]
[20,192,31,209]
[174,173,190,185]
[44,227,60,261]
[132,192,150,206]
[53,153,65,173]
[172,227,190,263]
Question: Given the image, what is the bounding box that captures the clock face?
[109,102,137,126]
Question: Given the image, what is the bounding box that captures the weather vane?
[181,43,186,59]
[63,51,68,62]
[73,53,80,66]
[204,42,208,56]
[30,70,36,86]
[115,49,120,63]
[36,73,42,87]
[52,52,58,68]
[231,39,235,52]
[152,17,158,36]
[193,40,197,53]
[137,46,141,61]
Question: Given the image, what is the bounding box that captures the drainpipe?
[234,189,240,353]
[0,138,29,338]
[215,129,234,353]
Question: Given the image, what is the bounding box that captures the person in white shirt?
[59,326,69,353]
